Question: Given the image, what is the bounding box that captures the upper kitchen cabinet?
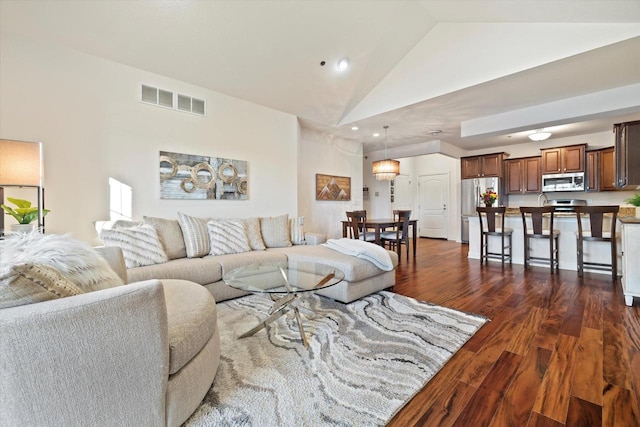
[540,144,586,174]
[505,156,541,194]
[586,147,616,192]
[614,120,640,189]
[461,153,507,179]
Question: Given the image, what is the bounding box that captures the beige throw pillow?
[0,263,85,309]
[143,216,187,260]
[243,217,266,250]
[260,214,292,248]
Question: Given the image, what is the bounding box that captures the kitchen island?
[468,209,631,275]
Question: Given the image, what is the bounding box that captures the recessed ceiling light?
[351,126,359,131]
[336,57,350,71]
[429,130,442,135]
[373,133,380,137]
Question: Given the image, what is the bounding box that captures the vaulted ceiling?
[1,0,639,153]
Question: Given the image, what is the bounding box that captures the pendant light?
[372,126,400,181]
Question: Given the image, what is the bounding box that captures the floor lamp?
[0,139,44,237]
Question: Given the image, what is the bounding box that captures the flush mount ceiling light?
[372,125,400,181]
[528,129,552,141]
[336,57,350,71]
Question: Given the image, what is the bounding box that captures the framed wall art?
[159,150,248,200]
[315,174,351,201]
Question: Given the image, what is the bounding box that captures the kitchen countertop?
[502,207,636,218]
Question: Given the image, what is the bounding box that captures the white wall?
[298,129,363,240]
[1,33,299,243]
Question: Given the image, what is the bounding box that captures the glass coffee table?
[223,263,344,347]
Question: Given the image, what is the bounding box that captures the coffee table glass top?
[224,263,344,294]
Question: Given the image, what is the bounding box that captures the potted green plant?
[624,193,640,218]
[1,197,50,233]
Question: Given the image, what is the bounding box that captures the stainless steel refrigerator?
[461,177,501,243]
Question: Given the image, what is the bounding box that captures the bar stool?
[520,206,560,273]
[476,206,512,266]
[574,205,619,280]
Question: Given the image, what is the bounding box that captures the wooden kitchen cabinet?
[614,120,640,189]
[505,156,541,194]
[540,144,586,174]
[461,153,506,179]
[586,147,616,192]
[586,150,599,191]
[600,147,616,191]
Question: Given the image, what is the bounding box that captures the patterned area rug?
[184,291,488,426]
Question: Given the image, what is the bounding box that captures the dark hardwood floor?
[387,237,640,427]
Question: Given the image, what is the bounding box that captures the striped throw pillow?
[0,263,85,309]
[207,220,252,255]
[178,212,210,258]
[289,216,305,245]
[100,224,169,268]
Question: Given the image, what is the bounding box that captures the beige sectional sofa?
[101,213,399,304]
[1,238,220,427]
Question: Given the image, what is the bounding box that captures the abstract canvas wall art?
[159,151,248,200]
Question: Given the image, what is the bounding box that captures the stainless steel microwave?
[542,172,585,192]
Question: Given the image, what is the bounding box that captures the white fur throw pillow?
[0,232,123,292]
[0,262,84,309]
[207,220,251,255]
[178,212,210,258]
[260,214,292,248]
[100,224,169,268]
[243,217,266,250]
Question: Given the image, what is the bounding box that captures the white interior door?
[393,175,412,213]
[419,173,449,239]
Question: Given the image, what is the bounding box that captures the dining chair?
[520,206,560,273]
[476,206,512,266]
[380,210,411,260]
[574,205,619,280]
[345,211,376,243]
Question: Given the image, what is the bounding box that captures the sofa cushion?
[260,214,291,248]
[178,212,210,258]
[161,279,217,375]
[214,251,288,277]
[127,257,223,285]
[100,224,169,268]
[270,245,398,283]
[0,263,85,309]
[243,217,266,251]
[0,233,123,292]
[207,219,251,255]
[143,216,187,260]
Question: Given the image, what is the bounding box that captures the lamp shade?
[0,139,42,186]
[372,159,400,181]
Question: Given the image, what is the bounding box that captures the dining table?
[341,218,418,258]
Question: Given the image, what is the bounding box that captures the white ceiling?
[1,0,639,153]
